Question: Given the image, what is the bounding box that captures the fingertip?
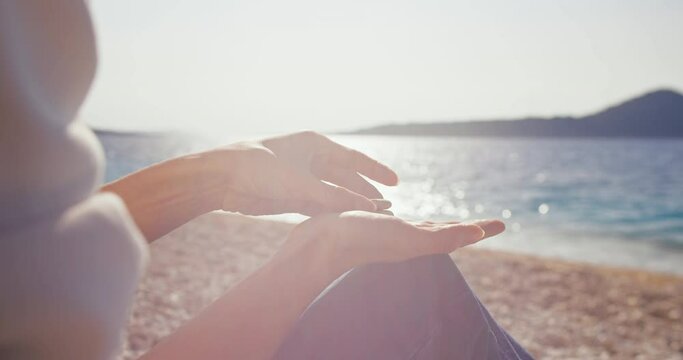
[347,189,376,212]
[384,169,400,186]
[432,223,484,244]
[372,199,392,210]
[365,161,399,186]
[470,219,506,238]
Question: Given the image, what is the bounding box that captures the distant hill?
[348,89,683,137]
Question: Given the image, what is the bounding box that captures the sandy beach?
[122,212,683,359]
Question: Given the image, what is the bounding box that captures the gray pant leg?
[274,255,532,360]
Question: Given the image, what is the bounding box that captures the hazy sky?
[82,0,683,135]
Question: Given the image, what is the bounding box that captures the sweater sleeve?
[0,193,148,360]
[0,1,149,359]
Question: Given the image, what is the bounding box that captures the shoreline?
[123,212,683,359]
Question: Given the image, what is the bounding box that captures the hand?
[203,131,398,216]
[101,131,396,241]
[278,211,506,276]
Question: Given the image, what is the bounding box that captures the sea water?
[99,133,683,275]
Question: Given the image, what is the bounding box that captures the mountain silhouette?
[348,89,683,137]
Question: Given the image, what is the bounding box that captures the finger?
[413,220,461,227]
[318,182,377,212]
[340,149,398,186]
[468,219,506,239]
[276,158,377,214]
[315,142,399,186]
[415,219,503,246]
[418,223,486,254]
[313,166,384,199]
[238,194,367,217]
[372,199,392,210]
[377,209,394,216]
[291,172,376,213]
[376,221,485,262]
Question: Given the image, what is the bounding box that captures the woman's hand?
[204,131,398,216]
[142,213,504,360]
[103,131,397,241]
[279,211,506,277]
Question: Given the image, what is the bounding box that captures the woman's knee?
[349,254,471,298]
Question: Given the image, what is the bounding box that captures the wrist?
[197,144,260,213]
[178,151,229,212]
[100,153,226,241]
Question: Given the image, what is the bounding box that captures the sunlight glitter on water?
[99,133,683,274]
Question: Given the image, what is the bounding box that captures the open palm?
[281,211,506,274]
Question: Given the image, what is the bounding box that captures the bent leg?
[274,254,532,360]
